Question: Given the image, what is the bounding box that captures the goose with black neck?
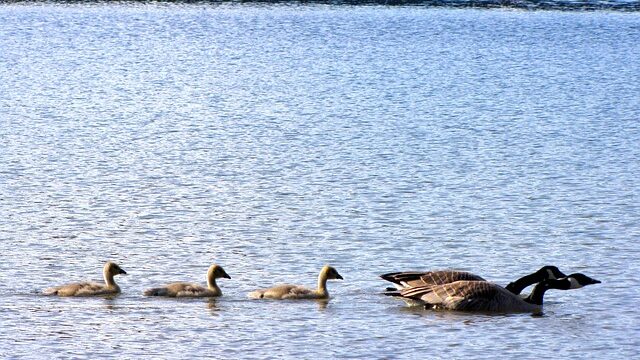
[390,273,600,313]
[382,265,567,295]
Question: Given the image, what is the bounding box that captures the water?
[1,2,639,358]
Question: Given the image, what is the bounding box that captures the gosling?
[248,265,343,300]
[144,264,231,297]
[43,261,127,297]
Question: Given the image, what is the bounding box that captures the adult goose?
[389,273,600,313]
[143,264,231,298]
[381,265,566,295]
[43,261,127,297]
[248,265,343,300]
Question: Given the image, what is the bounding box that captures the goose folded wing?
[380,271,429,284]
[419,271,486,286]
[382,270,486,289]
[400,281,500,311]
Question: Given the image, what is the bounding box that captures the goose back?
[400,281,538,312]
[381,270,486,290]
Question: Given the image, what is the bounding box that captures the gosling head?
[538,265,567,280]
[562,273,601,289]
[323,265,343,280]
[208,264,231,280]
[104,261,127,276]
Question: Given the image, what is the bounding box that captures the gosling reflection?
[206,298,220,316]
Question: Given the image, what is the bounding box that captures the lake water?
[1,2,639,359]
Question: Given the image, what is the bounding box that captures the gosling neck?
[317,270,329,297]
[207,273,221,294]
[104,269,117,288]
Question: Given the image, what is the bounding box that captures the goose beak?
[591,278,601,284]
[336,274,344,280]
[120,269,127,275]
[223,273,231,279]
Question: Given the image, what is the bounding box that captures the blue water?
[1,3,639,359]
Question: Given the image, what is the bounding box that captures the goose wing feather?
[381,270,486,289]
[401,281,524,311]
[419,271,486,286]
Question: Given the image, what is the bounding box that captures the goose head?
[561,273,601,289]
[524,273,600,306]
[322,265,344,280]
[208,264,231,280]
[538,273,601,291]
[104,262,127,276]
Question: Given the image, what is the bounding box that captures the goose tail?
[42,287,59,296]
[382,289,403,297]
[380,272,400,282]
[247,290,265,299]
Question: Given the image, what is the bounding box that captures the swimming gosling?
[143,264,231,297]
[248,265,343,300]
[43,261,127,297]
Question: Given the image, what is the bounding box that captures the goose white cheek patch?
[569,277,582,289]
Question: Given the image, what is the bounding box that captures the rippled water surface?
[1,3,639,359]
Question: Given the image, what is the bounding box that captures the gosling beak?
[336,273,344,280]
[223,273,231,279]
[119,269,127,275]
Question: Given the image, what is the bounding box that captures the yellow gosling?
[144,264,231,297]
[248,265,343,300]
[43,261,127,297]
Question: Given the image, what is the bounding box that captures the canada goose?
[381,266,566,295]
[389,273,600,313]
[43,261,127,297]
[143,264,231,297]
[248,265,343,300]
[381,270,486,290]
